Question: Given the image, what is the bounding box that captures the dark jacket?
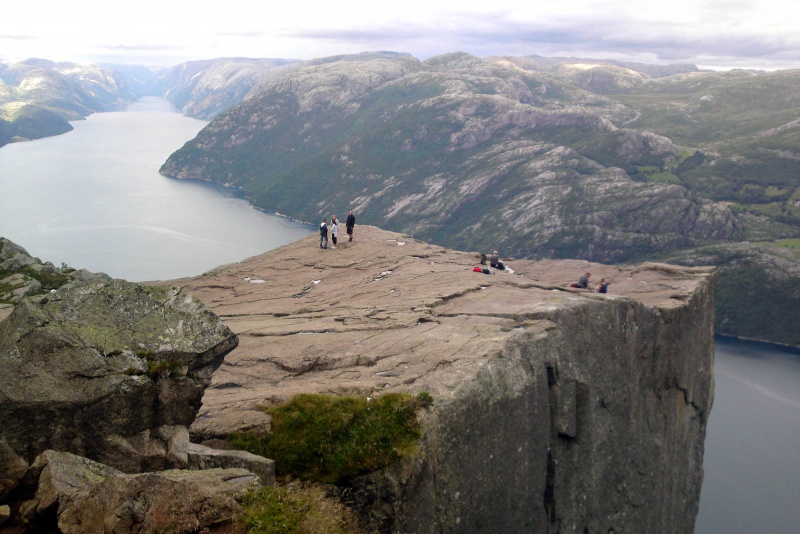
[346,213,355,228]
[320,222,328,236]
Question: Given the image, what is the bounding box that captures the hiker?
[346,210,355,242]
[576,272,592,290]
[490,250,506,271]
[597,278,609,293]
[319,218,328,249]
[330,215,339,249]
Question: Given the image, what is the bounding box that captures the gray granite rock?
[188,442,275,486]
[176,226,715,533]
[0,278,238,473]
[0,438,27,501]
[57,467,258,534]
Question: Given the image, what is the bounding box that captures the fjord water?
[1,98,798,533]
[695,338,800,534]
[0,97,312,282]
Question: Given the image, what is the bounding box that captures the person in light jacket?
[330,215,339,249]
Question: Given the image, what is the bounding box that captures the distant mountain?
[152,57,300,120]
[1,52,797,346]
[160,51,800,346]
[160,52,735,263]
[0,57,301,147]
[0,59,138,147]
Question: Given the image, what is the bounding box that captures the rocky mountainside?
[0,228,715,532]
[0,238,282,532]
[0,59,138,147]
[2,52,797,346]
[159,52,800,346]
[160,52,736,264]
[175,225,716,533]
[152,57,299,120]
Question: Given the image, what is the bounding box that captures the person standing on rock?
[346,210,356,242]
[320,218,329,249]
[330,215,339,249]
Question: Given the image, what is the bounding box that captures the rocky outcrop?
[0,277,238,474]
[188,442,275,486]
[177,226,715,532]
[0,244,252,530]
[0,239,111,320]
[57,466,257,533]
[13,450,257,533]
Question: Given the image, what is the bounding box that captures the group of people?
[480,250,507,271]
[481,252,609,294]
[320,210,356,249]
[574,272,609,293]
[318,223,611,294]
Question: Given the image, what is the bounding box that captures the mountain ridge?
[2,52,798,346]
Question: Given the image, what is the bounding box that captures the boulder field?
[174,225,715,533]
[0,252,273,532]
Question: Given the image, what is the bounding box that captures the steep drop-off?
[177,226,715,533]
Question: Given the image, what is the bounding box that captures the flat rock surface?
[171,226,714,438]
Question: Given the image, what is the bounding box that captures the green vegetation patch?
[0,265,74,304]
[239,482,363,534]
[231,392,433,484]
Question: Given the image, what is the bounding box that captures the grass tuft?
[239,482,365,534]
[231,392,432,484]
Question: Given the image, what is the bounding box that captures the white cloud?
[1,0,798,70]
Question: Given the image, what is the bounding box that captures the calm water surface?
[0,97,312,281]
[1,98,798,533]
[696,338,800,534]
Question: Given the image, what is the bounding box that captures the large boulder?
[0,439,27,501]
[57,467,257,534]
[0,278,238,473]
[14,450,257,534]
[17,450,121,530]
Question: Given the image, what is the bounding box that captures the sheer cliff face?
[178,226,715,533]
[390,263,714,533]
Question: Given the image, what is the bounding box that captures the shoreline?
[715,333,800,354]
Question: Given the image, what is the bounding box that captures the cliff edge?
[176,225,715,533]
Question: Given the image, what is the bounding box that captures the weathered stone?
[0,278,238,473]
[0,504,10,526]
[191,407,271,442]
[0,438,27,501]
[174,226,715,533]
[57,468,258,534]
[18,450,121,530]
[188,442,275,486]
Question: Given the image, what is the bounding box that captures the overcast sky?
[2,1,798,71]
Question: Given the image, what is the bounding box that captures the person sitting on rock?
[490,250,506,270]
[597,278,609,293]
[576,272,592,290]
